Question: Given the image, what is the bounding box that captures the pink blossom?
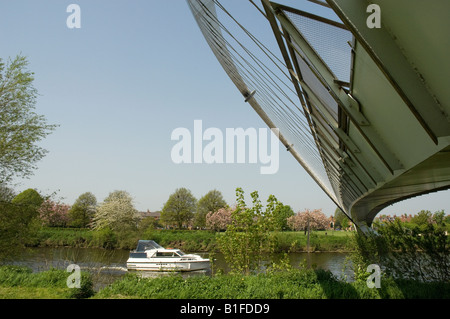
[206,207,234,231]
[39,199,71,227]
[287,209,330,231]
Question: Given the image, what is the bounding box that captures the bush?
[350,219,450,283]
[68,272,94,299]
[92,227,118,249]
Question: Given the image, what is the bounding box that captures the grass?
[0,265,94,299]
[0,286,69,299]
[94,268,450,299]
[32,227,95,248]
[272,231,353,252]
[1,264,448,299]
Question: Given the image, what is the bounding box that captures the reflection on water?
[133,269,212,279]
[3,247,130,291]
[2,247,353,291]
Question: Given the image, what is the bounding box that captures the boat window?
[175,250,185,256]
[156,251,176,257]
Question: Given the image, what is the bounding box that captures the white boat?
[126,240,210,272]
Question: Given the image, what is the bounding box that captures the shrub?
[92,227,118,249]
[350,218,450,283]
[68,272,94,299]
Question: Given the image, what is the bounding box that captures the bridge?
[187,0,450,233]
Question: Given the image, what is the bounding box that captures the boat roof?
[135,240,163,252]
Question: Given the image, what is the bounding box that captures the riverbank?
[30,228,354,253]
[1,265,449,299]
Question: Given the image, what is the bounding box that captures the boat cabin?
[129,240,187,259]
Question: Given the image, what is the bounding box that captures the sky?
[1,0,448,217]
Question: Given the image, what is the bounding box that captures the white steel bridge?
[188,0,450,233]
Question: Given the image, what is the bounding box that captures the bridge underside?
[319,0,450,231]
[189,0,450,233]
[353,145,450,233]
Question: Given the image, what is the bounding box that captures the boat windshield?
[175,250,185,256]
[135,240,163,252]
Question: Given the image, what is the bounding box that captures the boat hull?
[126,259,210,272]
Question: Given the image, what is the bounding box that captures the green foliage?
[69,192,97,228]
[11,188,44,209]
[350,212,450,283]
[410,210,433,226]
[0,55,57,184]
[271,202,294,231]
[0,265,94,299]
[161,188,197,229]
[195,189,227,229]
[138,216,161,233]
[68,272,95,299]
[95,267,450,299]
[92,227,118,249]
[334,207,350,230]
[36,227,93,247]
[0,189,44,259]
[273,231,352,252]
[217,188,277,274]
[0,184,15,202]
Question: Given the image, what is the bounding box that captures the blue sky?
[1,0,448,217]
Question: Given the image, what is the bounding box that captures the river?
[2,247,353,291]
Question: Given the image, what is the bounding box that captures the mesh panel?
[293,42,339,118]
[284,10,353,83]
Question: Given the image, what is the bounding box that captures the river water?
[2,247,353,291]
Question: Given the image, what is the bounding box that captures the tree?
[39,199,71,227]
[334,207,350,230]
[217,188,277,274]
[161,188,197,229]
[92,190,139,232]
[0,188,43,259]
[0,183,15,202]
[267,196,294,231]
[411,210,433,227]
[432,210,446,226]
[0,55,57,184]
[69,192,97,228]
[11,188,44,215]
[195,189,227,229]
[206,207,233,231]
[287,209,329,232]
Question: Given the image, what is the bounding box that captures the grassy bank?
[31,228,353,252]
[1,265,448,299]
[95,270,449,299]
[272,231,352,252]
[0,265,94,299]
